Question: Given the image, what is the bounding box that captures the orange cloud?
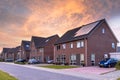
[0,0,120,52]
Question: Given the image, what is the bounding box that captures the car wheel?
[108,64,111,68]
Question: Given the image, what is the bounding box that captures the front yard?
[0,70,17,80]
[41,65,78,69]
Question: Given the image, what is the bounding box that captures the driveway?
[61,66,116,75]
[0,62,91,80]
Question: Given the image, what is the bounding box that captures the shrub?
[0,59,4,62]
[115,61,120,70]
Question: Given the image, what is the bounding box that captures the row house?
[54,19,118,66]
[20,40,30,61]
[30,34,59,62]
[1,46,21,61]
[1,48,11,61]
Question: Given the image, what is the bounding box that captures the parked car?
[99,58,118,68]
[15,59,26,63]
[5,59,14,62]
[28,59,40,64]
[47,60,53,64]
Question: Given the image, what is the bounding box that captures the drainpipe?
[42,48,44,62]
[54,46,55,63]
[85,38,88,66]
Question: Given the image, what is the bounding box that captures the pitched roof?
[7,48,16,53]
[32,34,59,48]
[2,48,11,53]
[1,46,21,54]
[22,40,31,51]
[38,34,59,48]
[31,36,46,48]
[55,19,107,44]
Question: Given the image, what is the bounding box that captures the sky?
[0,0,120,52]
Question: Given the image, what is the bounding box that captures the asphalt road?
[0,62,91,80]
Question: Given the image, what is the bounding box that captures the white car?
[47,60,53,64]
[28,59,40,64]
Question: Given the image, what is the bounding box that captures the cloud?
[0,0,120,52]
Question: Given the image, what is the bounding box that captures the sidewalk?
[3,62,120,80]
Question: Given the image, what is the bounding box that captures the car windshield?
[102,58,110,62]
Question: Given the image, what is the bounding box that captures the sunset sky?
[0,0,120,52]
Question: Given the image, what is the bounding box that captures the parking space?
[61,66,116,75]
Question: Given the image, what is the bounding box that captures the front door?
[91,54,95,66]
[76,54,80,65]
[80,54,84,66]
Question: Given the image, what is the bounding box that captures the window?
[62,44,66,49]
[77,41,84,48]
[104,54,108,58]
[91,54,95,61]
[70,43,73,48]
[102,28,105,34]
[26,45,29,47]
[91,54,95,66]
[81,41,84,47]
[77,41,81,48]
[112,43,115,49]
[70,54,76,65]
[56,55,66,64]
[80,54,84,61]
[80,54,84,66]
[39,48,43,52]
[56,45,60,50]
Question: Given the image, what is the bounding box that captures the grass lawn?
[41,65,78,69]
[0,70,17,80]
[117,78,120,80]
[14,62,26,65]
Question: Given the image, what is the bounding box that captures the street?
[0,62,91,80]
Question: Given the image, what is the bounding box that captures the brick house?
[1,48,10,61]
[1,48,18,61]
[30,34,59,62]
[54,19,118,66]
[15,46,21,60]
[20,40,31,61]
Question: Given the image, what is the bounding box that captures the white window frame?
[112,43,115,49]
[91,54,95,61]
[80,54,84,61]
[39,48,43,52]
[77,41,81,48]
[70,54,76,65]
[102,28,105,34]
[81,41,84,47]
[62,44,66,49]
[70,43,73,48]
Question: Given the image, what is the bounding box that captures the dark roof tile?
[55,19,104,44]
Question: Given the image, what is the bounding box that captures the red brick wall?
[44,36,59,62]
[87,22,117,66]
[54,40,85,64]
[30,35,59,62]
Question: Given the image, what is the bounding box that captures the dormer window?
[102,28,105,34]
[26,45,29,47]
